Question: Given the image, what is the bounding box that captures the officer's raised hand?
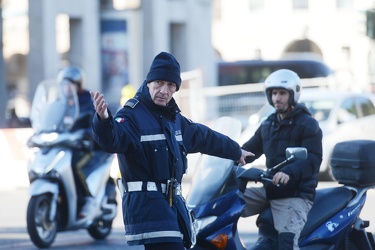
[90,91,109,120]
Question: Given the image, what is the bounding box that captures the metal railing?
[176,70,331,129]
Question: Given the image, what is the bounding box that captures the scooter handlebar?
[27,129,91,150]
[236,165,281,192]
[235,147,307,191]
[235,166,267,192]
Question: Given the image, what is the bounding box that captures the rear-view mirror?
[286,147,307,161]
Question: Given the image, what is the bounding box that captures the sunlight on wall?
[2,0,29,58]
[56,14,70,54]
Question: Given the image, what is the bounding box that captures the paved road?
[0,180,258,250]
[1,179,375,249]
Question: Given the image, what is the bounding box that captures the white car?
[239,88,375,181]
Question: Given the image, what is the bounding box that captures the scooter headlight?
[39,132,59,143]
[28,133,59,147]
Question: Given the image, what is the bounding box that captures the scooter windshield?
[29,79,79,133]
[186,117,242,207]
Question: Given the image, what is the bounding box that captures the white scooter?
[26,79,118,248]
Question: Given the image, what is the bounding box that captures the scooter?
[186,117,375,250]
[26,79,118,248]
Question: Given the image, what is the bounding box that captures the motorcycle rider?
[57,66,102,218]
[90,52,254,250]
[241,69,323,249]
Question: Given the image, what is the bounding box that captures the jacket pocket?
[151,145,170,181]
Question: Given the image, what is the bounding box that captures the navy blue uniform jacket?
[242,104,323,201]
[92,82,242,246]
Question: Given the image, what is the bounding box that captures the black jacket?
[242,104,323,201]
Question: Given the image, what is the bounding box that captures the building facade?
[212,0,375,91]
[3,0,375,126]
[26,0,215,111]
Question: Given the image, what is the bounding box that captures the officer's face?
[147,80,177,106]
[272,88,290,113]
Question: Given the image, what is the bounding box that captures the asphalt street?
[0,179,258,250]
[1,151,375,249]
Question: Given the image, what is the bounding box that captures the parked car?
[239,88,375,181]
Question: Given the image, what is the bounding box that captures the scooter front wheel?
[27,194,57,248]
[87,219,113,239]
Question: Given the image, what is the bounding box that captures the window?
[293,0,308,10]
[336,0,352,9]
[249,0,264,11]
[341,98,358,118]
[357,97,375,117]
[304,100,334,122]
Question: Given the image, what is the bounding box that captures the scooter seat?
[300,186,353,238]
[256,187,354,239]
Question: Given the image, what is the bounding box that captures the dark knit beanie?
[146,52,182,91]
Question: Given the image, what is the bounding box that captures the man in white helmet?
[241,69,323,249]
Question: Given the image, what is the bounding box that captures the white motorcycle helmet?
[264,69,301,107]
[57,66,85,92]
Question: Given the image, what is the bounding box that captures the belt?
[122,181,182,195]
[126,181,167,193]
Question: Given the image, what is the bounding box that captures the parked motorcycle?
[26,79,118,248]
[186,117,375,249]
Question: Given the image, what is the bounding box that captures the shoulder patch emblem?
[124,98,139,108]
[115,117,125,123]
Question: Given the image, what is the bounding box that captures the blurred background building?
[213,0,374,91]
[1,0,375,127]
